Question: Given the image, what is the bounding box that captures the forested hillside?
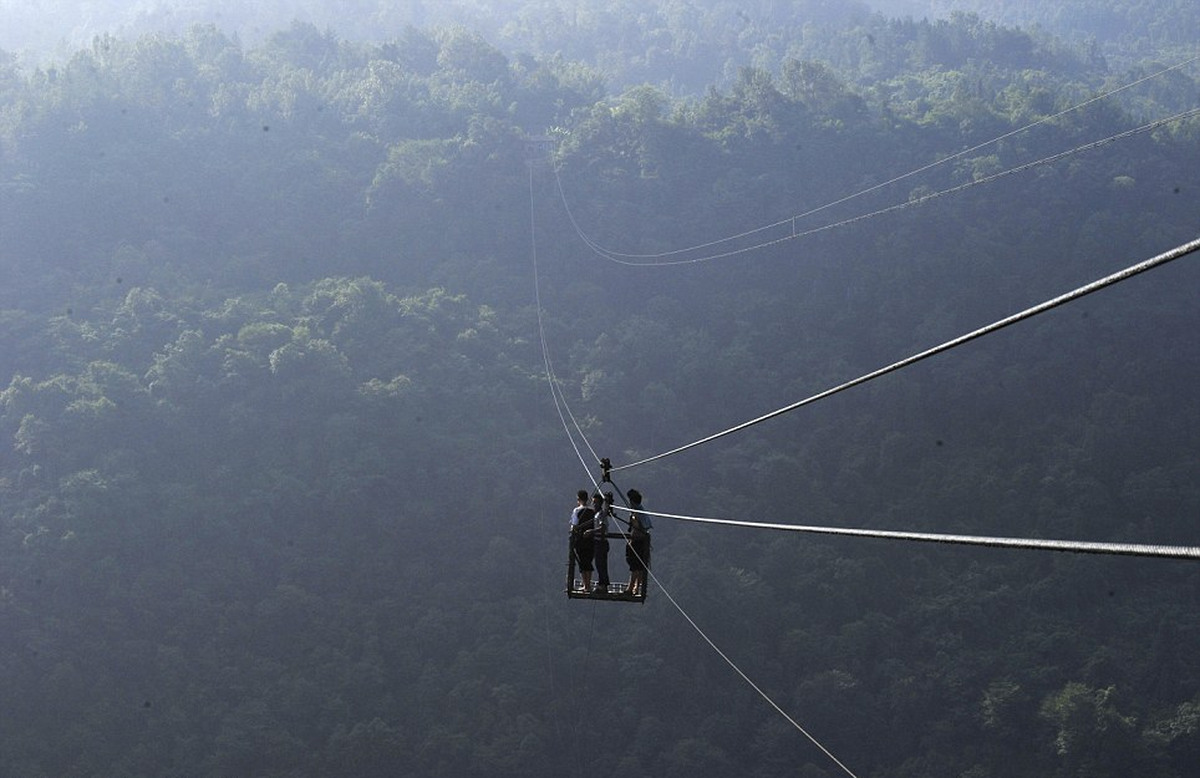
[4,0,1199,87]
[879,0,1200,58]
[1,8,1198,778]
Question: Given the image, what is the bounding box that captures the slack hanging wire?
[554,55,1200,266]
[556,106,1200,267]
[611,235,1200,473]
[641,549,863,778]
[598,464,863,778]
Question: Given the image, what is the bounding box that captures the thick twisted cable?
[612,235,1200,473]
[615,508,1200,560]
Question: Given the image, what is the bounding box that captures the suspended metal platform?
[565,531,649,603]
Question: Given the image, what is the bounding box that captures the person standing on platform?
[624,489,652,596]
[591,491,612,593]
[569,490,595,591]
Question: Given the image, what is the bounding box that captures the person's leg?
[595,543,609,589]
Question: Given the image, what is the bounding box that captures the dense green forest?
[4,0,1199,84]
[2,5,1199,777]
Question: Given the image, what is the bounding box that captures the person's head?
[577,489,589,504]
[592,492,603,507]
[627,488,642,505]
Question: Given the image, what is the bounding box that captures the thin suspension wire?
[612,507,1200,560]
[540,311,601,469]
[562,384,602,466]
[530,162,603,474]
[532,161,604,699]
[532,170,604,690]
[612,235,1200,472]
[534,504,572,771]
[549,353,602,468]
[558,106,1200,267]
[638,553,862,777]
[596,476,862,778]
[557,55,1200,264]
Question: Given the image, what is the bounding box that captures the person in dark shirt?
[624,489,652,596]
[591,491,612,593]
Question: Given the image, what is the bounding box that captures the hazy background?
[1,1,1198,776]
[5,0,1198,73]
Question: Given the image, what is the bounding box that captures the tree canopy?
[1,6,1198,777]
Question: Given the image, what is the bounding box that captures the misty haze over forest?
[3,0,1199,73]
[1,1,1198,776]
